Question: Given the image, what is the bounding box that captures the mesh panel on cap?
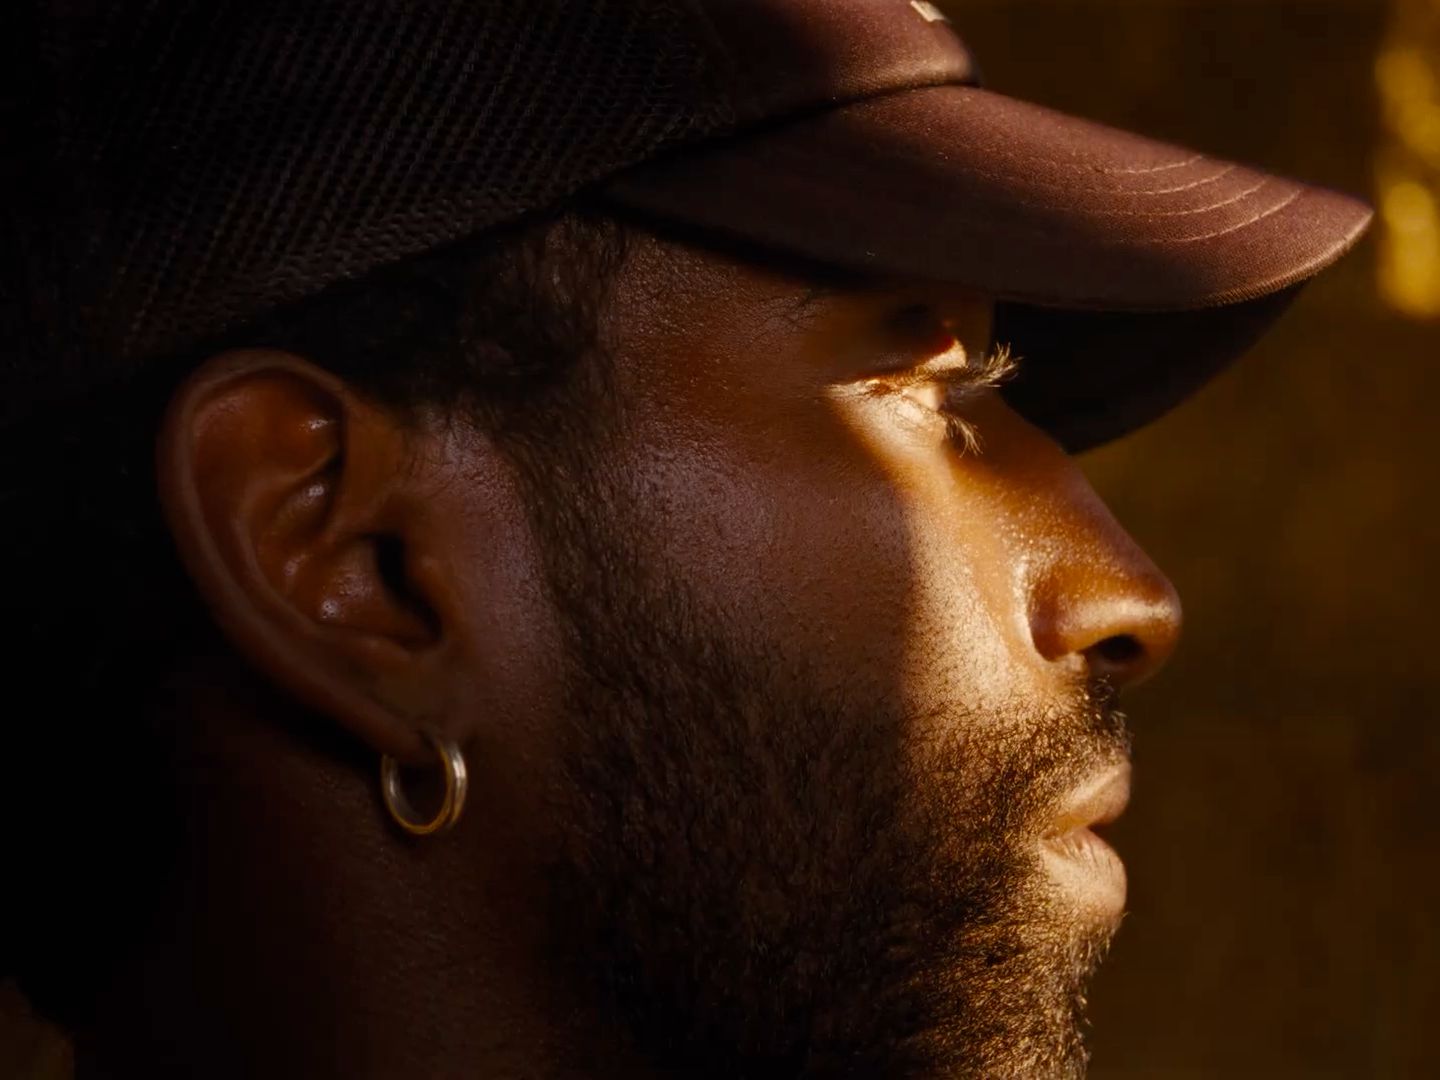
[3,0,738,424]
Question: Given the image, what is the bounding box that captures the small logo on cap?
[909,0,949,23]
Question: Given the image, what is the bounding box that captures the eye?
[897,377,953,415]
[859,343,1018,455]
[899,371,987,452]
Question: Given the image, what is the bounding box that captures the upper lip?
[1044,762,1132,838]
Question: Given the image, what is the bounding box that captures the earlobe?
[155,348,454,764]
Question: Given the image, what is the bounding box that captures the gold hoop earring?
[380,732,468,837]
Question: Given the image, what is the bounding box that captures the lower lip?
[1039,827,1127,918]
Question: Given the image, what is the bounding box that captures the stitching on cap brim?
[602,84,1374,313]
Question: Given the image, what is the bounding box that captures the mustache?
[905,675,1133,842]
[1083,676,1131,764]
[1020,676,1133,832]
[1088,676,1126,736]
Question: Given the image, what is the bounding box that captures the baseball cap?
[2,0,1372,449]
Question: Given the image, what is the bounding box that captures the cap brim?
[601,84,1372,449]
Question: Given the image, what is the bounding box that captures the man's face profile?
[144,229,1177,1076]
[519,234,1179,1075]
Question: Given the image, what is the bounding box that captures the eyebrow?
[788,276,886,325]
[765,277,869,332]
[765,251,880,312]
[800,267,878,300]
[793,282,837,315]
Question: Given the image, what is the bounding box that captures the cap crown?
[4,0,978,421]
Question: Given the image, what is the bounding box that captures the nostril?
[1025,563,1182,686]
[1091,634,1143,670]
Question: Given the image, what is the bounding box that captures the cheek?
[891,491,1031,717]
[817,396,1062,720]
[608,398,1025,714]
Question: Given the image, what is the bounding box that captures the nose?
[1025,478,1181,689]
[1027,547,1182,688]
[972,399,1183,689]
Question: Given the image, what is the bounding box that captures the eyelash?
[865,343,1018,454]
[939,403,984,454]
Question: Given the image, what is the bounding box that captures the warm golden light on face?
[1376,1,1440,318]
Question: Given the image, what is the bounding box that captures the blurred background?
[947,0,1438,1076]
[3,0,1435,1076]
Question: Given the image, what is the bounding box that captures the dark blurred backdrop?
[947,0,1438,1076]
[3,1,1435,1077]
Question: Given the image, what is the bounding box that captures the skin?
[86,227,1180,1078]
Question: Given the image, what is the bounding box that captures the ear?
[155,349,478,764]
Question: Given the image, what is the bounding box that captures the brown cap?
[4,0,1371,449]
[601,0,1373,449]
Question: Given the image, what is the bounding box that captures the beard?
[518,431,1130,1078]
